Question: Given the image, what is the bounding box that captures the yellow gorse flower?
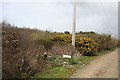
[51,34,99,54]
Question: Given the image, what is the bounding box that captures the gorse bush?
[51,34,99,55]
[76,32,118,51]
[76,37,98,56]
[51,34,72,43]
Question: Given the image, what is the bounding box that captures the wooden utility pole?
[72,0,76,48]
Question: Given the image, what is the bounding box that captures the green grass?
[34,67,71,78]
[33,56,94,78]
[73,56,94,70]
[96,47,117,56]
[33,48,117,78]
[78,56,93,64]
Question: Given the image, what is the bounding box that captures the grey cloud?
[2,1,118,38]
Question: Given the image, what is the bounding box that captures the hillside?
[1,22,119,78]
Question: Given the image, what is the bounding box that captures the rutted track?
[71,49,118,78]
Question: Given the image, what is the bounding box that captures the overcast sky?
[0,0,119,38]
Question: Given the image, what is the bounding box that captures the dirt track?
[71,49,119,78]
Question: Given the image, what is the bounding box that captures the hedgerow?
[51,34,99,55]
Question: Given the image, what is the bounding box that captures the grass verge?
[33,67,71,78]
[33,48,117,78]
[33,56,94,78]
[96,47,117,56]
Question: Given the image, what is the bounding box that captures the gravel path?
[71,49,118,78]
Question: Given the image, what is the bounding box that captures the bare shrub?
[2,22,50,78]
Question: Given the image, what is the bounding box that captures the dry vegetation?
[1,21,119,78]
[2,22,51,78]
